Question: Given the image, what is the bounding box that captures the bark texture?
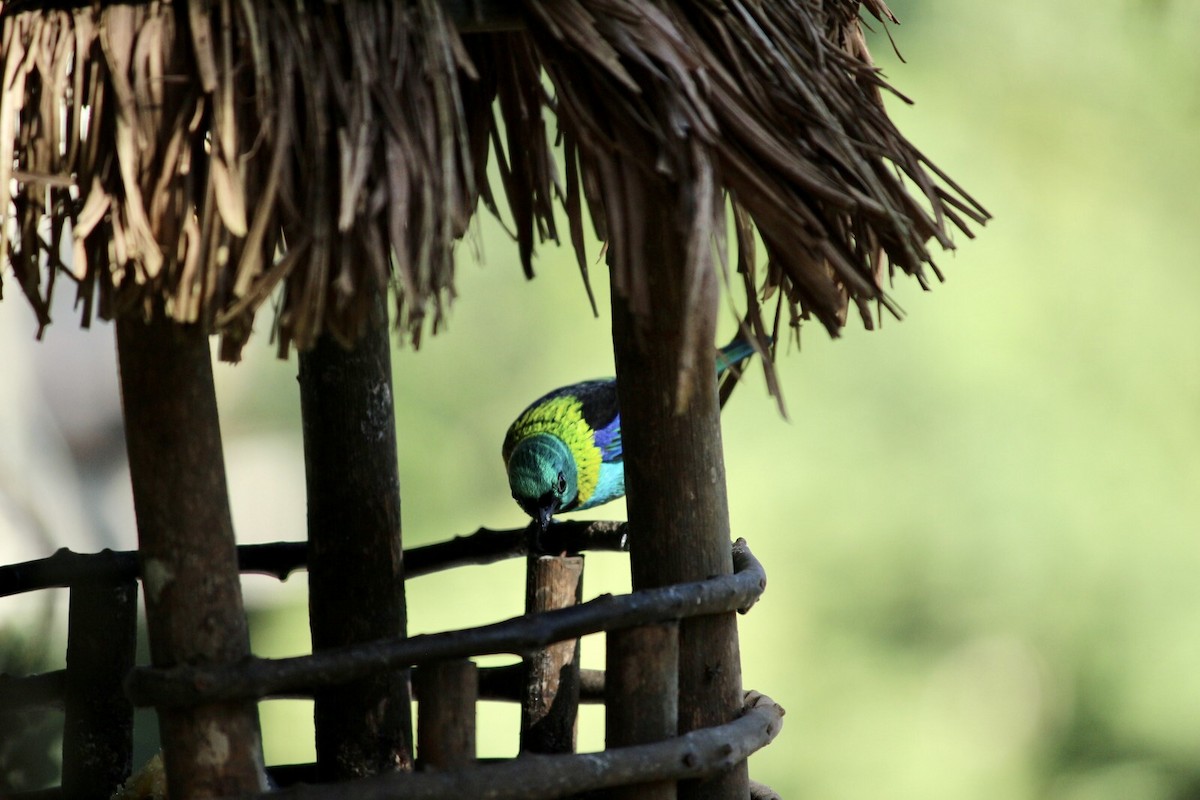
[116,314,266,799]
[298,308,412,779]
[609,177,749,800]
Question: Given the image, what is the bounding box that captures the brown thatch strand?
[0,0,986,363]
[1,0,477,359]
[517,0,989,337]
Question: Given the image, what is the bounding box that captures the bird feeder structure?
[0,0,987,798]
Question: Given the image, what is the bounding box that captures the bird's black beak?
[537,500,557,533]
[527,496,559,555]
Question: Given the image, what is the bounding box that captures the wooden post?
[415,659,478,769]
[606,622,679,800]
[609,181,749,800]
[62,579,138,800]
[520,555,584,755]
[298,307,413,780]
[116,314,267,799]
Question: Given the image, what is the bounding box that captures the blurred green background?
[196,0,1200,796]
[4,0,1200,797]
[237,1,1200,796]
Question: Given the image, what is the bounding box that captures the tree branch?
[234,692,783,800]
[127,540,765,708]
[0,521,629,597]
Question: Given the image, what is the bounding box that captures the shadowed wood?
[416,659,477,769]
[298,306,412,779]
[62,580,137,800]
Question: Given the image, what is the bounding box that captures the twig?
[231,692,784,800]
[0,545,306,597]
[0,521,628,597]
[127,540,765,708]
[0,663,607,713]
[0,548,141,598]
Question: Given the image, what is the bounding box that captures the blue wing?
[592,414,623,463]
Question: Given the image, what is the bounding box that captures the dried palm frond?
[505,0,988,338]
[1,0,986,365]
[2,0,476,358]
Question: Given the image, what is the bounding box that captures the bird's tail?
[715,333,763,376]
[716,328,773,410]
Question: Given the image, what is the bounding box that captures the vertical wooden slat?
[606,622,679,800]
[416,659,477,770]
[298,305,413,780]
[609,179,749,800]
[62,579,138,800]
[520,555,584,755]
[116,313,266,799]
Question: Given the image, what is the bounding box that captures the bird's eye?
[556,472,567,494]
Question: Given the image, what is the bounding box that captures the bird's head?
[507,433,578,530]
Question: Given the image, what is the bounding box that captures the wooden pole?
[609,180,749,800]
[62,579,137,800]
[415,659,477,769]
[606,622,679,800]
[115,314,266,799]
[520,555,584,755]
[298,306,413,780]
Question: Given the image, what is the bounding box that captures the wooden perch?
[521,556,585,755]
[0,521,628,597]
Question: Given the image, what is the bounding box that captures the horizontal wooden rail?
[0,662,606,716]
[0,521,628,597]
[12,747,784,800]
[127,540,765,708]
[237,691,783,800]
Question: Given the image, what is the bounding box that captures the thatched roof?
[0,0,987,361]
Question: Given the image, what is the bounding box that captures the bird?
[502,334,762,532]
